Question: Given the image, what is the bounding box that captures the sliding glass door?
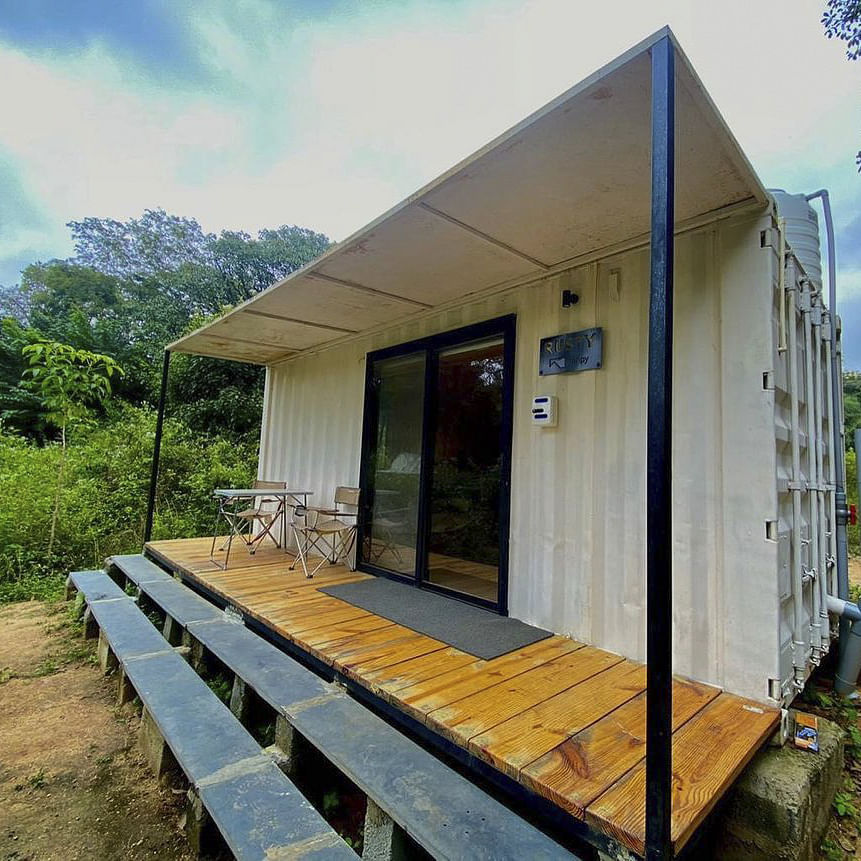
[358,316,514,612]
[362,352,425,576]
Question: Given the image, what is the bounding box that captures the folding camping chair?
[289,486,359,578]
[364,494,409,567]
[211,480,287,568]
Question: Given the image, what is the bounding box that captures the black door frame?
[356,314,516,615]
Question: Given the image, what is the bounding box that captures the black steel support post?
[144,349,171,544]
[645,35,675,861]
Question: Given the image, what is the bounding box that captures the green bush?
[0,405,257,602]
[847,448,858,557]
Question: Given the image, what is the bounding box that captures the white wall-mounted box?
[531,395,558,427]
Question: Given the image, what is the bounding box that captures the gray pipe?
[856,424,861,512]
[836,620,861,694]
[806,190,850,652]
[828,594,861,623]
[833,425,859,694]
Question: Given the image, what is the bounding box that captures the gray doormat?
[318,577,553,660]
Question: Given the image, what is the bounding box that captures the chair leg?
[343,528,358,571]
[223,530,233,569]
[288,526,306,574]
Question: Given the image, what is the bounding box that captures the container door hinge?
[768,676,788,705]
[762,370,775,390]
[768,706,791,745]
[760,227,779,249]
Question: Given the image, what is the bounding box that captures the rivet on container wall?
[608,269,621,302]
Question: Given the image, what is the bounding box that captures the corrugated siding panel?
[259,212,780,702]
[771,242,837,699]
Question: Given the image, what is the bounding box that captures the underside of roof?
[169,26,767,366]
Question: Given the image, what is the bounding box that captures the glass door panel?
[425,337,504,602]
[362,352,425,576]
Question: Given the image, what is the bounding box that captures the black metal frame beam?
[646,35,675,861]
[144,349,171,544]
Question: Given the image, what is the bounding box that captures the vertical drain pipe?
[787,262,808,689]
[802,279,823,661]
[813,300,830,652]
[777,219,787,353]
[806,190,849,655]
[824,318,838,598]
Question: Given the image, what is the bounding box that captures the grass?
[803,682,861,857]
[253,720,276,748]
[15,768,49,792]
[0,570,66,604]
[205,672,234,705]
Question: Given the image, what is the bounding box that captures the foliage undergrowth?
[804,683,861,857]
[0,405,256,602]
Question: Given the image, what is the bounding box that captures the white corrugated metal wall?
[259,210,784,703]
[772,243,837,700]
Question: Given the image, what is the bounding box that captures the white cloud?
[0,0,858,283]
[840,265,861,301]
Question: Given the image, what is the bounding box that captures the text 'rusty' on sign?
[539,328,603,376]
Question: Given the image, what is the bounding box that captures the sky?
[0,0,859,364]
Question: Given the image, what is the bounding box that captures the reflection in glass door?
[362,352,425,576]
[425,338,504,602]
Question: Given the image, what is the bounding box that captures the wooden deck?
[144,536,779,857]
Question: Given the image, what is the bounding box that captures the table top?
[213,488,314,498]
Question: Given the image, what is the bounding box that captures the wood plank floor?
[144,536,779,856]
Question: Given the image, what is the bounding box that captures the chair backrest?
[254,479,287,490]
[334,486,360,507]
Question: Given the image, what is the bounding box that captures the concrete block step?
[68,569,130,603]
[109,554,175,586]
[141,579,222,627]
[74,573,355,860]
[187,618,332,713]
[87,596,175,659]
[122,649,263,782]
[197,757,355,860]
[292,695,572,861]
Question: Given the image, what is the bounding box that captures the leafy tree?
[0,211,330,434]
[0,283,30,323]
[0,406,258,601]
[822,0,861,169]
[845,371,861,450]
[168,350,265,439]
[21,261,122,330]
[67,209,330,311]
[68,210,213,280]
[823,0,861,59]
[0,319,49,439]
[21,342,123,556]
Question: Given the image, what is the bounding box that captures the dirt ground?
[0,600,194,861]
[850,557,861,590]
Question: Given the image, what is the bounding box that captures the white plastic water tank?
[769,189,823,289]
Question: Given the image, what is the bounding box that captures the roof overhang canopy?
[169,27,767,366]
